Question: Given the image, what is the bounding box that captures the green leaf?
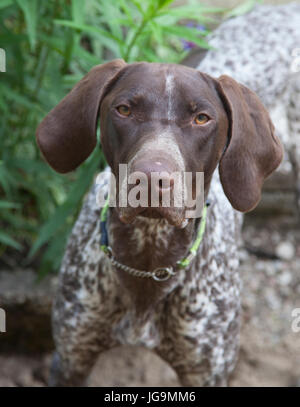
[0,83,38,109]
[16,0,38,50]
[118,0,134,23]
[0,231,22,250]
[161,25,212,49]
[0,200,20,209]
[130,0,145,16]
[226,0,262,18]
[0,33,27,45]
[72,44,103,67]
[1,211,37,233]
[156,6,220,22]
[0,0,13,9]
[54,20,123,45]
[37,225,72,276]
[141,47,161,62]
[9,157,51,174]
[157,0,174,10]
[38,33,65,55]
[0,162,19,195]
[28,148,101,258]
[72,0,84,25]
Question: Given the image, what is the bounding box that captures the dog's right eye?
[117,105,131,117]
[194,113,209,125]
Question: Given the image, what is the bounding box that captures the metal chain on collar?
[103,247,175,282]
[100,197,210,282]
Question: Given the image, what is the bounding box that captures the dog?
[36,58,283,386]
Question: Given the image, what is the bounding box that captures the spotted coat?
[50,168,242,387]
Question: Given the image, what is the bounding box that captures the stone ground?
[0,219,299,387]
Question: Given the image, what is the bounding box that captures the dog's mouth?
[113,164,197,228]
[118,205,188,228]
[140,208,165,219]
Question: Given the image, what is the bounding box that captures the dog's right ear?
[216,75,283,212]
[36,59,126,173]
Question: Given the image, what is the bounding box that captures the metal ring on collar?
[151,267,175,282]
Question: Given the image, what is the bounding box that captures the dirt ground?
[0,221,299,387]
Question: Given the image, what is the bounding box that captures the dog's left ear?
[36,59,126,173]
[216,75,283,212]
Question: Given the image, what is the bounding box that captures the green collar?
[100,197,209,281]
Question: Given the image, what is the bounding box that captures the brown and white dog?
[36,60,282,386]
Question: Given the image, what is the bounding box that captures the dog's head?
[36,60,283,227]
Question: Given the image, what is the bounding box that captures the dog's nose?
[157,174,174,191]
[131,160,175,194]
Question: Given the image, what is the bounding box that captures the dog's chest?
[129,218,171,254]
[111,309,161,348]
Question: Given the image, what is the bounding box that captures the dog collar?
[100,197,210,282]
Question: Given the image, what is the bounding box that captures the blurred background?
[0,0,299,386]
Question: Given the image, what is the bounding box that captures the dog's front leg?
[156,281,241,387]
[157,317,240,387]
[48,250,121,387]
[49,275,117,387]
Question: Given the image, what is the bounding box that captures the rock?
[275,241,295,261]
[278,271,293,286]
[0,354,48,386]
[0,269,57,353]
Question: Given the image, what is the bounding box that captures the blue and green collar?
[100,197,210,282]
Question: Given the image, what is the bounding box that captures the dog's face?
[36,60,283,227]
[100,62,229,226]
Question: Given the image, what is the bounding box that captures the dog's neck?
[107,207,199,317]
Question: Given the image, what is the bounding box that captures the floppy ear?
[36,59,126,173]
[217,75,283,212]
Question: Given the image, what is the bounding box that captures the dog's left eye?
[117,105,131,117]
[194,114,209,125]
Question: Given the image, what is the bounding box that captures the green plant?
[226,0,263,18]
[0,0,257,275]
